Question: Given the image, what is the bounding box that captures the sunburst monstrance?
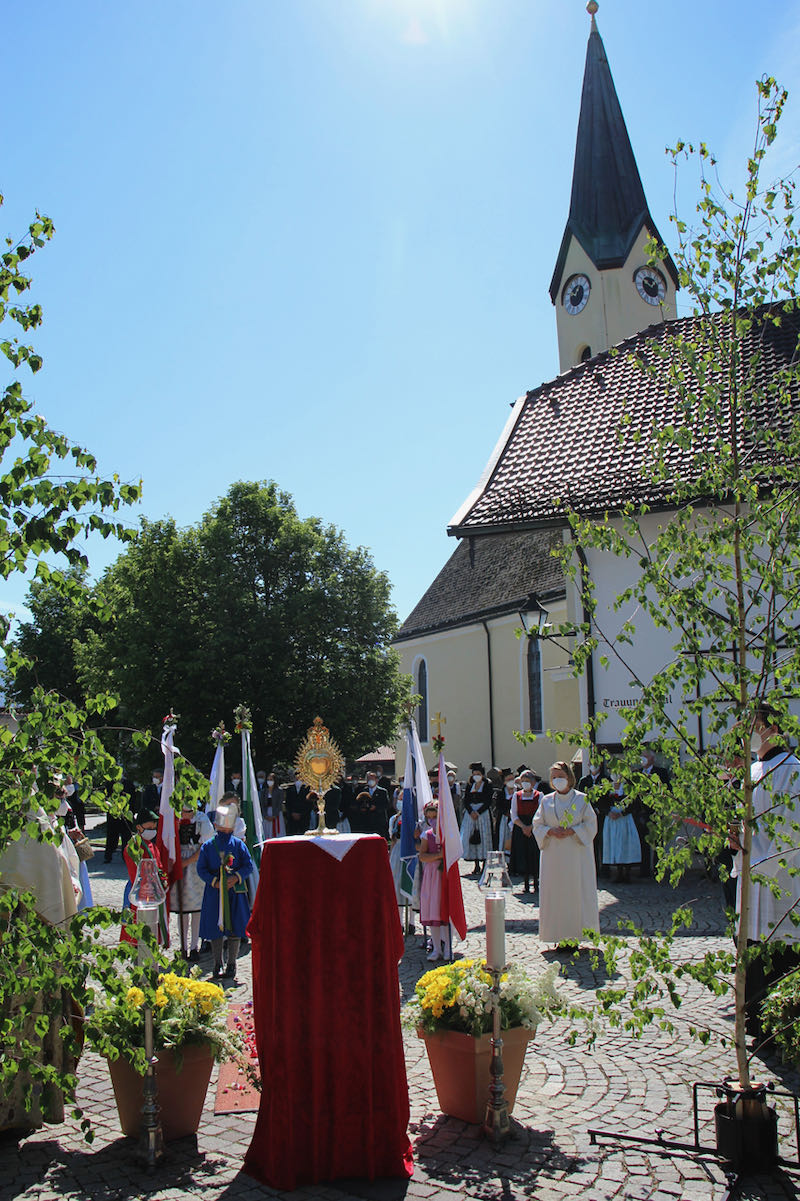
[294,716,345,836]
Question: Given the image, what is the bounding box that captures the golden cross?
[431,712,446,740]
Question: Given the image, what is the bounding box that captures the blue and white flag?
[399,730,418,902]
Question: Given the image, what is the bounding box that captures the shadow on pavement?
[411,1113,583,1200]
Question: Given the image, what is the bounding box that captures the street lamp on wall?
[519,593,552,638]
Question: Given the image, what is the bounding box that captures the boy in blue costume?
[197,793,255,981]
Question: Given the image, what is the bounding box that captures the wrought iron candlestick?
[130,857,166,1168]
[479,852,514,1145]
[294,716,345,836]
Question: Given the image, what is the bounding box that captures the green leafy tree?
[0,194,148,1133]
[544,79,800,1093]
[75,479,409,768]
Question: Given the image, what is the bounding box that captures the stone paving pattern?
[2,822,799,1201]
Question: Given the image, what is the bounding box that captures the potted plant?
[403,959,559,1124]
[85,966,254,1140]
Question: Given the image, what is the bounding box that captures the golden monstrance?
[294,716,346,836]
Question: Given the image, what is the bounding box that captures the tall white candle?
[485,895,506,970]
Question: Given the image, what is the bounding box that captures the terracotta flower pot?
[419,1026,535,1124]
[107,1042,215,1140]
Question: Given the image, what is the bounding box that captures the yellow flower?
[126,986,145,1008]
[154,986,168,1008]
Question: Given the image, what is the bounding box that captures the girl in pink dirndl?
[418,800,446,961]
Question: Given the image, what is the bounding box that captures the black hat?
[469,762,485,774]
[136,807,159,825]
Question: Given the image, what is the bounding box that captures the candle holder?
[478,852,513,1145]
[130,858,166,1168]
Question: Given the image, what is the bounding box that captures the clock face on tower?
[634,266,667,305]
[562,273,591,315]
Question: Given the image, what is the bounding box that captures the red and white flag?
[437,749,466,941]
[157,723,182,884]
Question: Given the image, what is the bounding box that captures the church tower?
[550,2,678,373]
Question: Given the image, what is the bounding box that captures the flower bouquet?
[404,958,560,1038]
[85,967,246,1075]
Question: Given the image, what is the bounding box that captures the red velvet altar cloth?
[243,834,413,1190]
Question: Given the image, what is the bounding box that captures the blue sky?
[3,0,799,625]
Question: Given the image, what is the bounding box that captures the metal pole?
[136,909,164,1168]
[483,965,511,1145]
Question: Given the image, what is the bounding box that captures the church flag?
[399,729,418,902]
[408,718,434,821]
[156,721,182,885]
[241,728,266,868]
[437,748,466,941]
[208,740,225,816]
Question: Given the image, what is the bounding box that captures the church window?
[416,658,429,742]
[527,638,543,733]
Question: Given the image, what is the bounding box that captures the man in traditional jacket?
[283,770,311,836]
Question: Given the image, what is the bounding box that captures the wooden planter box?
[419,1026,534,1124]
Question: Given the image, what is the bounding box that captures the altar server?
[533,761,599,946]
[197,794,255,980]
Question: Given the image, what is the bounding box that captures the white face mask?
[267,777,275,787]
[750,731,763,755]
[589,764,598,775]
[232,778,241,787]
[257,776,266,785]
[64,783,76,796]
[141,829,157,841]
[640,757,649,768]
[152,776,162,786]
[551,777,569,793]
[472,774,481,783]
[522,784,533,794]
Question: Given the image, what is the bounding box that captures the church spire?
[549,3,678,370]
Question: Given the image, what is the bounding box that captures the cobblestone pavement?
[2,820,799,1201]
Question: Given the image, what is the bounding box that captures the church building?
[392,4,799,775]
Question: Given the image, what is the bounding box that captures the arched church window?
[579,345,592,363]
[416,659,429,743]
[527,638,543,733]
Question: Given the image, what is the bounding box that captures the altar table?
[243,833,413,1190]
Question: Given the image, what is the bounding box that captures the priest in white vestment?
[533,761,599,945]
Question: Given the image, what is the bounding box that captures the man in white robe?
[739,704,800,1034]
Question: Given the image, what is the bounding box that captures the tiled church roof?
[396,528,565,641]
[449,306,800,536]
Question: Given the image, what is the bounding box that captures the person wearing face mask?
[739,703,800,1036]
[415,801,447,961]
[196,795,255,981]
[120,807,171,947]
[602,779,640,884]
[509,770,542,894]
[634,747,670,878]
[361,771,391,838]
[460,762,493,877]
[170,804,214,959]
[532,761,599,947]
[578,757,614,879]
[283,770,312,836]
[491,769,515,854]
[259,771,286,840]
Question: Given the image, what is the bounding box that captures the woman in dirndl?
[459,762,493,877]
